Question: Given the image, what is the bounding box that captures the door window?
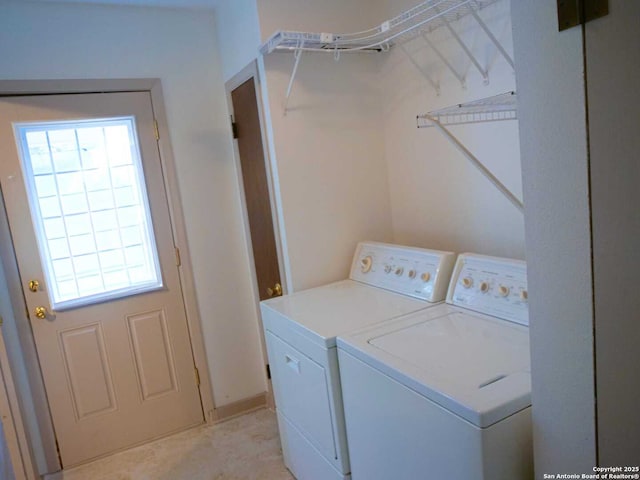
[15,117,162,310]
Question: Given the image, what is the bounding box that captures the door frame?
[225,61,289,407]
[0,79,215,474]
[0,319,33,480]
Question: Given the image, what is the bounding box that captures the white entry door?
[0,92,203,467]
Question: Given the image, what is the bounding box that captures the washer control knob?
[479,281,490,293]
[520,290,529,302]
[462,277,473,289]
[421,272,431,283]
[408,269,416,279]
[395,267,404,276]
[384,264,392,274]
[360,256,373,273]
[498,285,510,297]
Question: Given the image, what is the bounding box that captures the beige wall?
[380,0,524,258]
[0,0,266,419]
[256,0,394,292]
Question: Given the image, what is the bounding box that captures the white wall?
[587,0,640,464]
[213,0,261,82]
[256,0,394,291]
[380,0,524,258]
[257,0,387,41]
[0,0,266,416]
[512,0,597,473]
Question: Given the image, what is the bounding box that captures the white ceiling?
[26,0,220,10]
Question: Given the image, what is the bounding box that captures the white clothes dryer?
[337,253,533,480]
[260,242,456,480]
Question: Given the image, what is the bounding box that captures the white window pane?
[64,214,92,236]
[124,245,145,267]
[104,270,128,289]
[77,275,103,296]
[114,187,136,208]
[77,127,108,170]
[105,126,133,167]
[53,258,74,279]
[111,166,134,188]
[69,234,95,256]
[121,226,141,247]
[48,129,81,172]
[60,193,88,215]
[73,254,99,276]
[88,190,114,211]
[39,197,61,218]
[128,266,152,283]
[26,131,53,175]
[95,230,121,251]
[117,206,141,227]
[99,250,124,271]
[57,280,78,299]
[56,172,84,195]
[84,169,110,192]
[16,117,162,309]
[48,238,70,260]
[44,218,66,239]
[34,175,57,198]
[91,210,118,232]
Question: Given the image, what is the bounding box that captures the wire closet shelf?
[417,91,517,127]
[259,0,499,55]
[417,91,523,214]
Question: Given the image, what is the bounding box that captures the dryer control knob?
[479,281,490,293]
[421,272,431,283]
[520,290,529,302]
[408,269,417,279]
[395,267,404,276]
[462,277,473,289]
[498,285,510,297]
[360,256,373,273]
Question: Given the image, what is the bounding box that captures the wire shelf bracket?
[260,0,514,112]
[417,91,523,213]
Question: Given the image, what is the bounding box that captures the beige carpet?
[57,408,294,480]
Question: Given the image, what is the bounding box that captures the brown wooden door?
[231,78,282,301]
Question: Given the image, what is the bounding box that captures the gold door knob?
[29,280,40,292]
[34,306,48,319]
[267,283,282,297]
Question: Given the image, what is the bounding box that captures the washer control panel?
[350,242,456,302]
[447,253,528,326]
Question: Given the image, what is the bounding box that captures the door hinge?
[194,367,201,387]
[153,119,160,141]
[230,116,239,139]
[557,0,608,31]
[174,246,181,267]
[266,364,271,380]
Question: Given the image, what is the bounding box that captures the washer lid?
[338,306,531,427]
[261,280,430,348]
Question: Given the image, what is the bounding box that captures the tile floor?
[56,408,294,480]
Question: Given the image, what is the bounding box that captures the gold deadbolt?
[267,283,282,298]
[29,280,40,292]
[34,306,48,319]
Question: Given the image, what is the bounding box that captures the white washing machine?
[260,242,456,480]
[337,253,533,480]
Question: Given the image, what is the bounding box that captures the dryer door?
[266,332,337,461]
